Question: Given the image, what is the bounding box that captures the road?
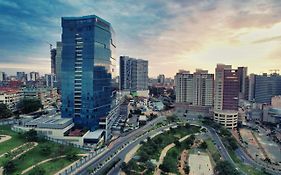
[74,116,168,175]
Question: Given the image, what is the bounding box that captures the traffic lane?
[78,123,174,175]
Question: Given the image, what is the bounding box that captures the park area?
[0,125,83,175]
[120,123,203,175]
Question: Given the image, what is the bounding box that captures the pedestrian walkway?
[21,155,66,174]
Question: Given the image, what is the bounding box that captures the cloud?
[252,35,281,44]
[0,0,281,77]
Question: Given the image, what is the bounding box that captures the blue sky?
[1,0,281,77]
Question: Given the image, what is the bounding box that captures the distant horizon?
[1,1,281,77]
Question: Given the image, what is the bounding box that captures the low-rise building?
[13,114,105,147]
[0,88,23,111]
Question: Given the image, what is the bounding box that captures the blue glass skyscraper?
[61,15,116,130]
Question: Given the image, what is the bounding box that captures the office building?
[0,72,7,81]
[51,48,57,74]
[29,72,40,81]
[61,15,116,130]
[237,67,248,99]
[157,74,165,85]
[119,56,148,94]
[214,64,239,129]
[16,72,27,82]
[248,73,281,104]
[175,69,214,106]
[45,74,56,88]
[55,42,62,90]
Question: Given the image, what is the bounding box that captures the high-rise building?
[248,73,281,104]
[16,72,27,82]
[193,69,214,106]
[120,56,148,93]
[55,42,62,90]
[175,71,193,104]
[214,64,239,128]
[45,74,56,88]
[175,69,214,106]
[29,72,40,81]
[0,72,7,81]
[237,67,247,99]
[157,74,165,85]
[61,15,116,130]
[51,48,57,74]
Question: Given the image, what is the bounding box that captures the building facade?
[248,73,281,104]
[175,69,214,106]
[214,64,239,129]
[119,56,148,93]
[0,88,23,111]
[237,67,248,99]
[55,42,62,90]
[51,48,57,74]
[157,74,165,85]
[61,15,116,130]
[29,72,40,81]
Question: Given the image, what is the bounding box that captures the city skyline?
[1,0,281,77]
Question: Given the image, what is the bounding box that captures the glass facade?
[61,15,116,130]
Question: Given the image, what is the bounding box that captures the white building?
[0,88,23,111]
[175,69,214,106]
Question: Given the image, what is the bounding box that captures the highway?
[75,114,280,175]
[74,116,168,175]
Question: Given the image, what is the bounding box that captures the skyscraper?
[157,74,165,85]
[237,67,248,99]
[120,56,148,93]
[214,64,239,128]
[51,48,57,74]
[45,74,56,88]
[248,73,281,104]
[55,41,62,90]
[175,69,214,106]
[16,72,27,82]
[29,72,40,81]
[61,15,116,130]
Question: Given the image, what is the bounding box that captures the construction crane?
[269,69,280,75]
[46,42,53,50]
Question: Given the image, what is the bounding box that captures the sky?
[0,0,281,78]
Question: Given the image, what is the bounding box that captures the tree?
[39,144,51,156]
[199,141,208,149]
[28,166,46,175]
[214,161,239,175]
[0,103,13,119]
[184,165,190,174]
[23,129,38,142]
[18,98,43,114]
[3,160,16,174]
[66,151,78,161]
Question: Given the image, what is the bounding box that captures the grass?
[128,124,200,174]
[24,157,79,175]
[228,149,264,175]
[0,125,26,155]
[205,139,221,163]
[0,125,83,175]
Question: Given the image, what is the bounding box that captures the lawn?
[205,139,221,163]
[0,125,26,155]
[228,149,264,175]
[24,157,79,175]
[11,141,81,175]
[0,125,84,175]
[126,124,200,174]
